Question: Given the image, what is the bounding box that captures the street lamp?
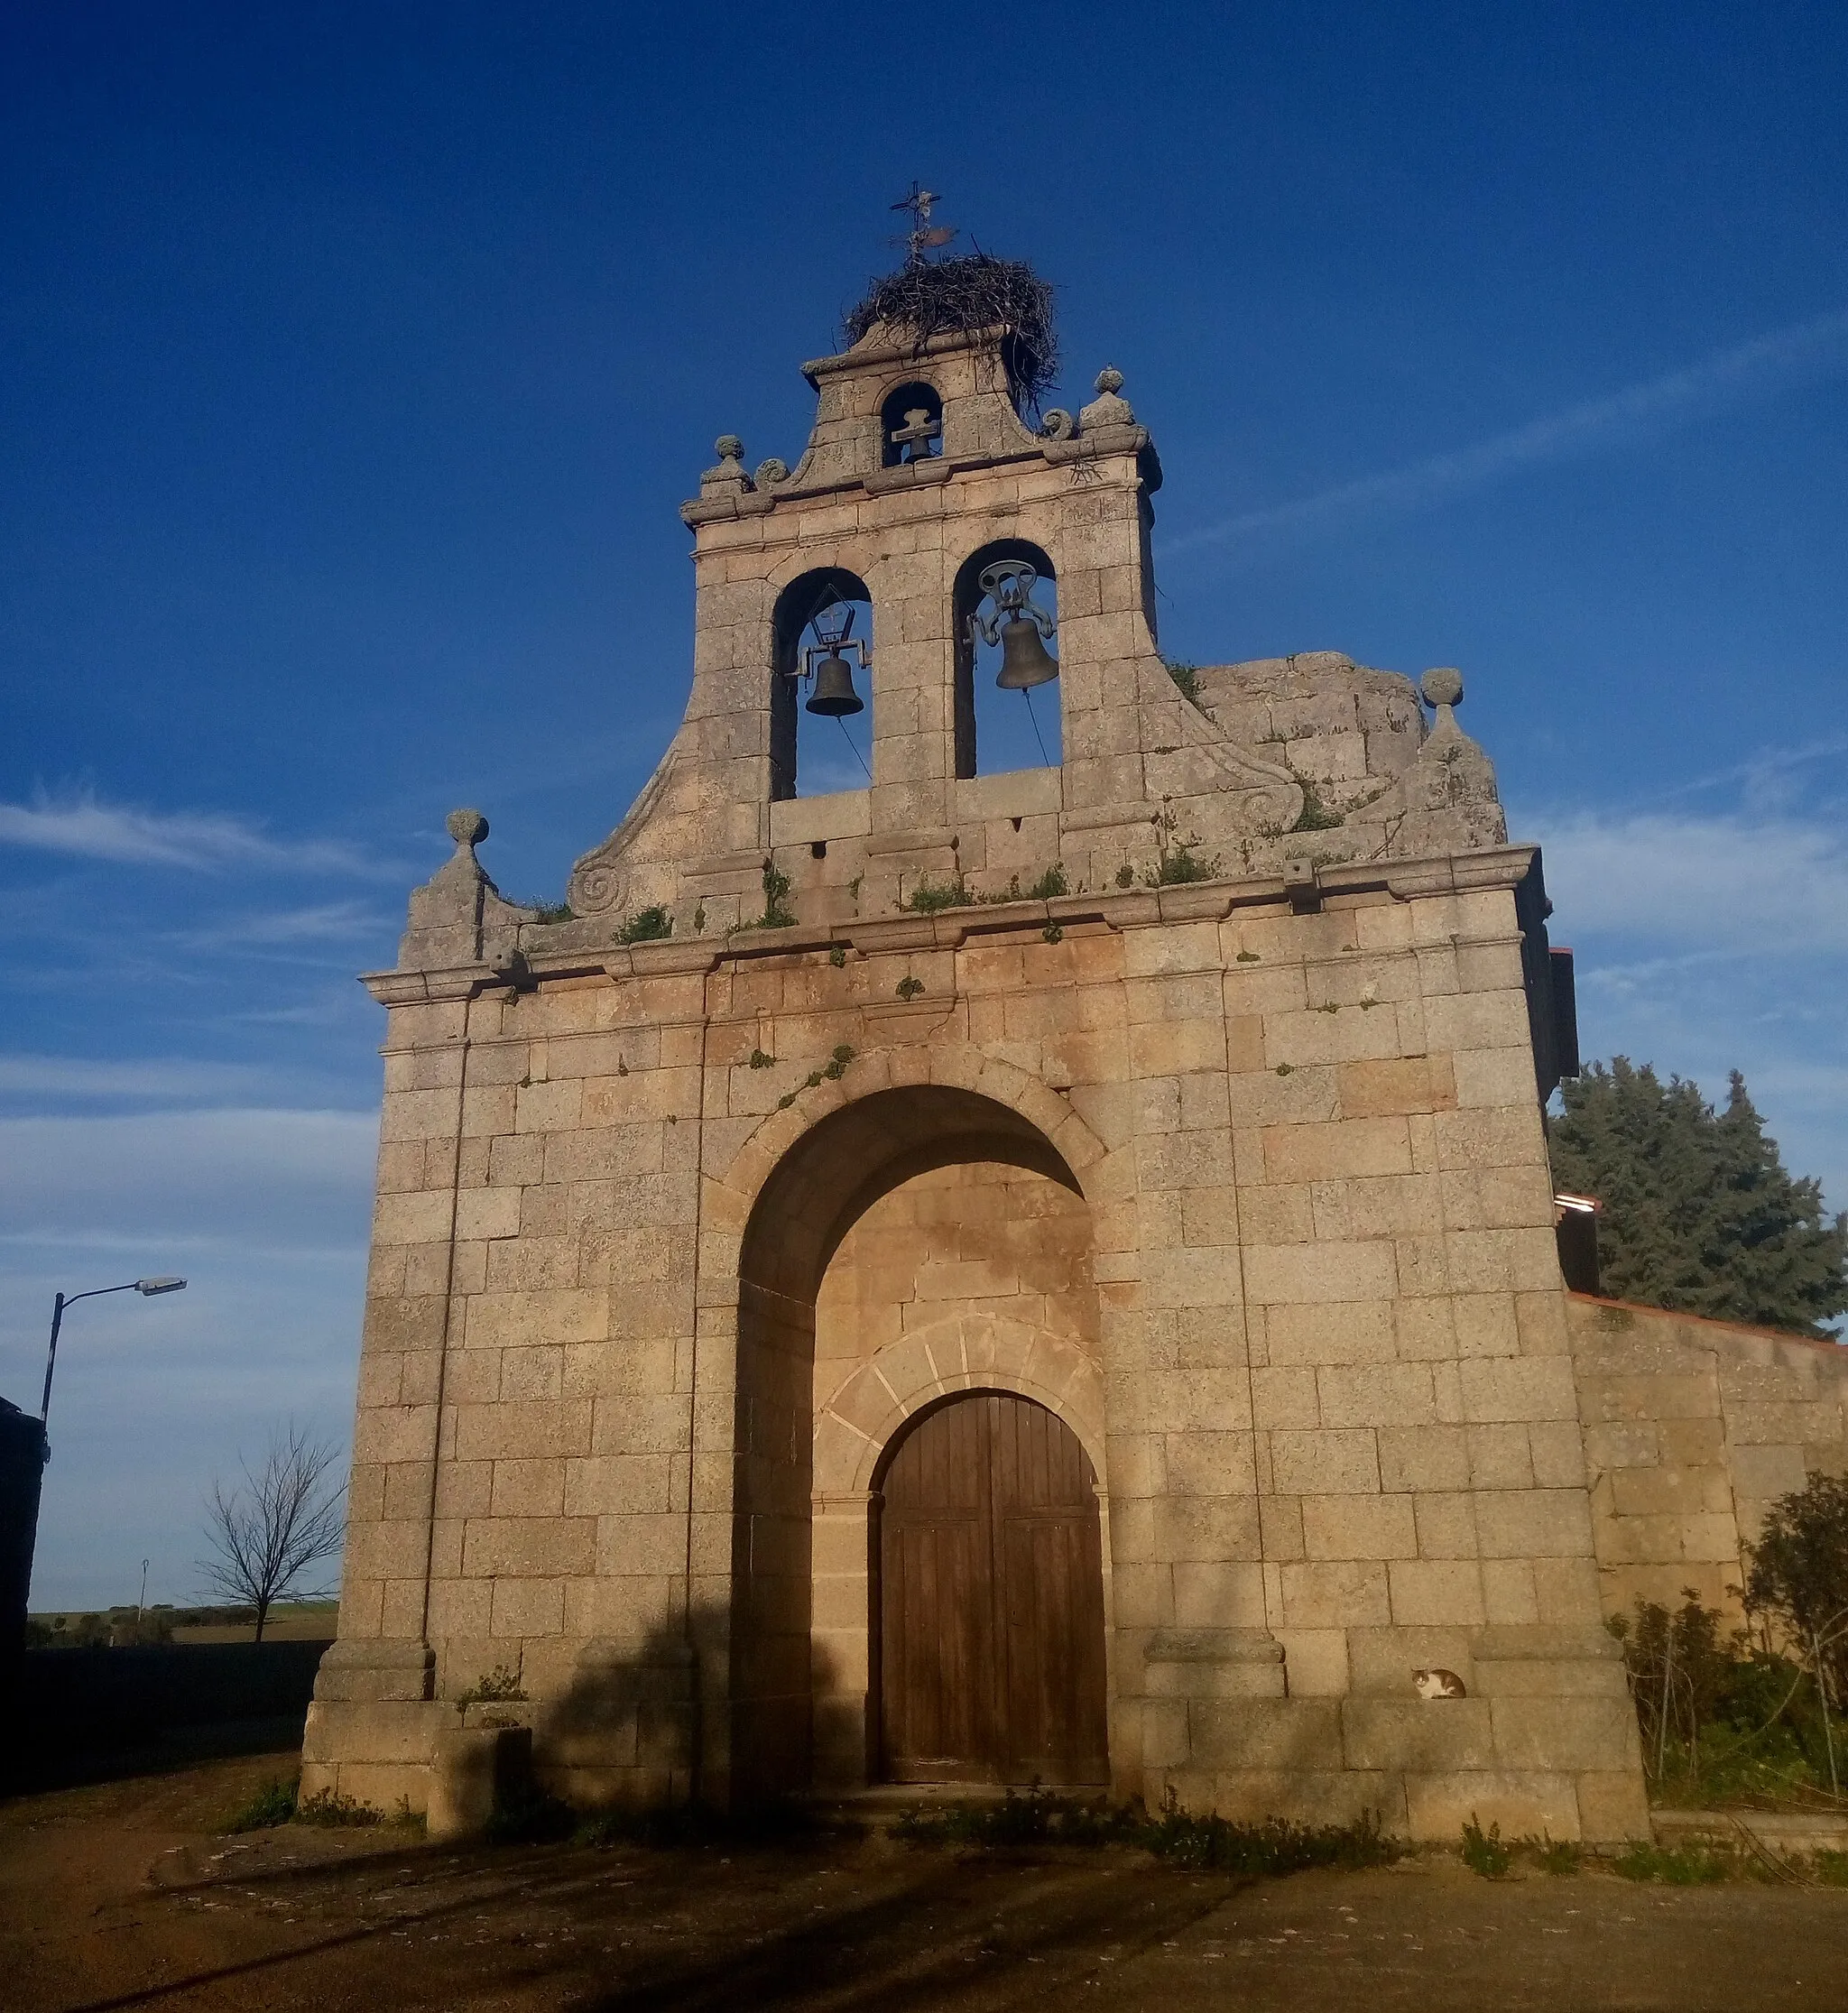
[41,1277,187,1425]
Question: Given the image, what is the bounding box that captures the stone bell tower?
[304,251,1646,1844]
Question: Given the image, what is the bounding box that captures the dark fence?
[17,1637,331,1749]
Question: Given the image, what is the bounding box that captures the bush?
[1610,1588,1843,1805]
[1460,1815,1512,1877]
[1745,1471,1848,1716]
[224,1777,299,1832]
[1613,1842,1732,1885]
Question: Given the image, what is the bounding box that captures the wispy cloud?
[171,900,392,949]
[0,787,390,877]
[1536,808,1848,955]
[1169,306,1848,555]
[0,1055,286,1103]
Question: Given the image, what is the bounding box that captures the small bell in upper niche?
[970,560,1058,689]
[799,602,868,717]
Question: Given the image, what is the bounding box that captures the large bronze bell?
[994,613,1059,689]
[806,651,864,716]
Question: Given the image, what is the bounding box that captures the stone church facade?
[303,285,1843,1841]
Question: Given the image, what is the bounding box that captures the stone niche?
[302,282,1662,1843]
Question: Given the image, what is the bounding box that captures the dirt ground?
[5,1746,1848,2013]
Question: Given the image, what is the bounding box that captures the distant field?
[30,1602,338,1646]
[171,1613,337,1643]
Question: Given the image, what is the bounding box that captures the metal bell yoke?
[971,561,1058,689]
[799,601,869,716]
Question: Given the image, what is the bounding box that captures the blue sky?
[4,2,1844,1607]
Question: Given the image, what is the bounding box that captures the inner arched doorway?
[729,1080,1107,1805]
[875,1391,1108,1786]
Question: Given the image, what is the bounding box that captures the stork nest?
[843,254,1058,412]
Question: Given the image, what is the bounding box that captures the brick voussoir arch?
[816,1314,1107,1497]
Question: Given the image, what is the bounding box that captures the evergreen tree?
[1548,1058,1848,1338]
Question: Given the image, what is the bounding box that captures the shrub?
[224,1777,299,1832]
[1613,1842,1731,1885]
[1745,1471,1848,1716]
[1610,1589,1840,1805]
[1460,1815,1512,1878]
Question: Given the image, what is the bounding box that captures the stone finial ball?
[1420,666,1465,708]
[447,808,489,846]
[1095,366,1125,394]
[714,434,744,460]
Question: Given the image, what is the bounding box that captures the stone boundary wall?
[1568,1294,1848,1618]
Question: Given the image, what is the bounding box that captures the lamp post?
[4,1278,188,1679]
[41,1277,186,1426]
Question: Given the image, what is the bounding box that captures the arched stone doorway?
[728,1081,1106,1803]
[875,1390,1109,1786]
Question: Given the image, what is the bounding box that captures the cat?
[1413,1667,1467,1700]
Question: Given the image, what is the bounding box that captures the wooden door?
[878,1392,1108,1785]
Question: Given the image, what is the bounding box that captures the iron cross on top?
[890,180,957,263]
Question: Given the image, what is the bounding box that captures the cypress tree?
[1548,1058,1847,1339]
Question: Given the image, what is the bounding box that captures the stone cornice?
[365,843,1544,1000]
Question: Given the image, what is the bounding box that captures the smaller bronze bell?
[994,614,1059,690]
[806,651,864,716]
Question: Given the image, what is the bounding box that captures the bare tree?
[199,1423,346,1641]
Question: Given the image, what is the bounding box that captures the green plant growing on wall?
[1141,809,1220,887]
[457,1664,527,1704]
[615,905,673,944]
[774,1045,856,1110]
[904,874,969,913]
[1288,781,1344,832]
[1161,657,1210,713]
[1028,863,1068,900]
[896,976,925,1001]
[744,861,795,930]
